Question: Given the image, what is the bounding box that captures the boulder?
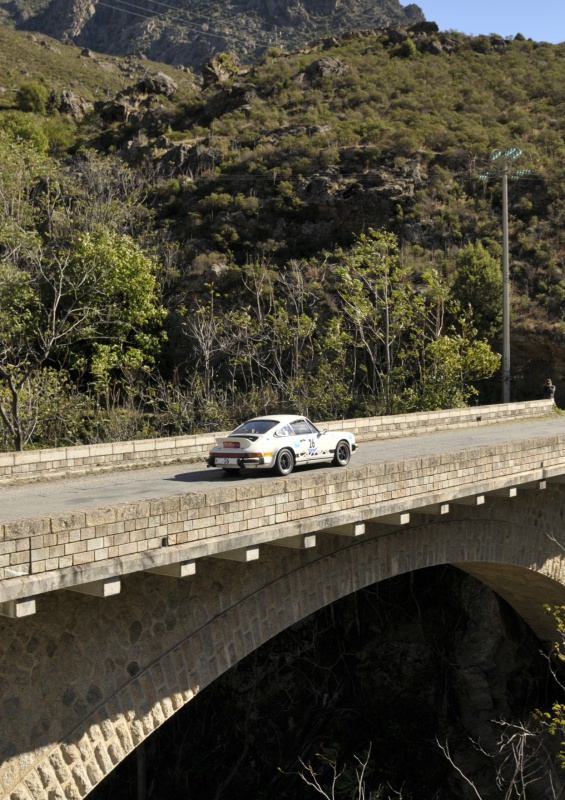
[420,39,443,55]
[409,20,439,35]
[134,72,177,98]
[304,56,348,82]
[96,99,134,122]
[205,82,258,117]
[386,27,409,44]
[59,90,93,120]
[202,55,237,87]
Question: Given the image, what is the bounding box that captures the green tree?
[0,229,166,451]
[451,242,503,340]
[333,229,426,414]
[67,230,167,392]
[16,81,49,114]
[415,328,501,409]
[396,38,417,59]
[0,111,49,153]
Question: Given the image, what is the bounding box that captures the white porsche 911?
[207,414,357,476]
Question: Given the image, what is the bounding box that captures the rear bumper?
[207,456,266,469]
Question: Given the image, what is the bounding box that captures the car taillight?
[223,441,240,448]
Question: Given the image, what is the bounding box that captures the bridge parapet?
[0,400,553,485]
[1,426,564,612]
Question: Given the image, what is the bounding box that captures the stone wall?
[1,425,564,604]
[0,400,554,485]
[3,496,565,800]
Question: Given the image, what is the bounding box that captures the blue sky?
[415,0,565,44]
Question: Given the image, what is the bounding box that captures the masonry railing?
[0,399,554,484]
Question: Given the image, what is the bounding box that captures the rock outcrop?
[16,0,425,70]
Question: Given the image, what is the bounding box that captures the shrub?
[16,80,49,114]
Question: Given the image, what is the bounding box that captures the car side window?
[305,418,321,434]
[275,424,294,437]
[291,419,314,435]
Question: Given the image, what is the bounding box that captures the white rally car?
[207,414,357,476]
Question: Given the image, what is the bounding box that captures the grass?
[0,24,197,107]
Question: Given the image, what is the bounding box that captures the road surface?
[1,414,564,523]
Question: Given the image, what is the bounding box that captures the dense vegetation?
[1,24,565,450]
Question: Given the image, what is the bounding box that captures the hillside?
[0,26,197,101]
[1,21,565,450]
[0,0,424,69]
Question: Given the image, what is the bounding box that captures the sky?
[415,0,565,44]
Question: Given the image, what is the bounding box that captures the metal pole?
[501,163,510,403]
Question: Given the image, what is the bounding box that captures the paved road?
[1,415,564,523]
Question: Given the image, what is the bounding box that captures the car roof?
[243,415,307,424]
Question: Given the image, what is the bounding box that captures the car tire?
[272,448,294,476]
[332,440,351,467]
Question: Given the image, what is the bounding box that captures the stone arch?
[4,494,565,800]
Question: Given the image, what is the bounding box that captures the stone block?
[116,502,152,522]
[133,439,157,453]
[109,442,132,455]
[49,750,71,783]
[23,770,44,797]
[84,508,119,527]
[117,543,137,557]
[0,539,17,555]
[72,551,94,566]
[64,541,87,556]
[5,518,49,540]
[30,547,49,564]
[149,497,181,516]
[234,483,263,501]
[114,723,133,754]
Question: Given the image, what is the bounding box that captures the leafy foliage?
[2,23,565,447]
[16,80,48,114]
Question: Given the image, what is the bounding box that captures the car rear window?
[232,419,278,435]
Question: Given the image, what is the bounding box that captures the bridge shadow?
[168,462,329,483]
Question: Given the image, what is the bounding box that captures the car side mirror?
[319,428,327,435]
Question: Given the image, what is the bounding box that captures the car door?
[290,418,320,462]
[305,418,333,460]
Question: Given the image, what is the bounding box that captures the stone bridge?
[3,400,565,800]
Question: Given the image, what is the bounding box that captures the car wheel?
[273,448,294,476]
[332,440,351,467]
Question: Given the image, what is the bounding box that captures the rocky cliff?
[9,0,424,68]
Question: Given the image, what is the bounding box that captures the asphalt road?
[1,414,564,524]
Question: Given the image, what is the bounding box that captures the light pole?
[479,147,529,404]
